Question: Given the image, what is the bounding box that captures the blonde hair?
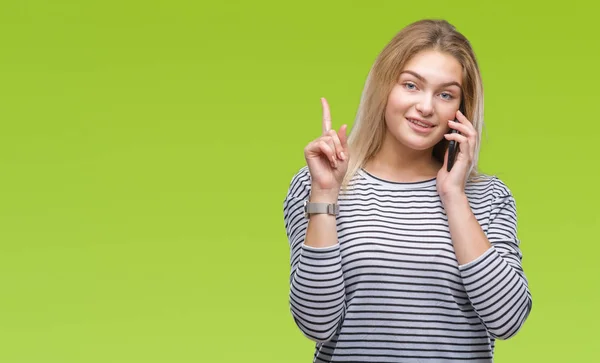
[342,19,486,190]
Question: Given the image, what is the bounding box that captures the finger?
[447,120,476,152]
[338,124,349,154]
[444,133,473,160]
[444,132,468,141]
[321,97,332,135]
[444,132,469,146]
[318,139,338,168]
[457,112,477,135]
[322,135,336,155]
[456,109,473,125]
[448,120,476,138]
[305,139,338,168]
[323,135,339,165]
[327,129,345,161]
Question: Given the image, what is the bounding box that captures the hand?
[437,109,477,201]
[304,98,349,196]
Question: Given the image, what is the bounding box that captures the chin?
[403,138,439,151]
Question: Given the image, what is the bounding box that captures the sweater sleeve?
[458,178,533,340]
[282,167,346,343]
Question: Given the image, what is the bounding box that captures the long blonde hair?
[342,19,486,190]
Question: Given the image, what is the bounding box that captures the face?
[384,49,463,151]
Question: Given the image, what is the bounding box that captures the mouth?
[406,117,435,129]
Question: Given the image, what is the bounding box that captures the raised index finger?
[321,97,331,135]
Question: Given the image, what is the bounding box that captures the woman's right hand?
[304,98,349,197]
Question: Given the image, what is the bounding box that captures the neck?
[364,131,442,183]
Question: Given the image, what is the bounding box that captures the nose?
[415,96,434,116]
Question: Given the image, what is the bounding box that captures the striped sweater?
[283,166,532,362]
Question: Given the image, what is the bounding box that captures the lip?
[406,117,436,133]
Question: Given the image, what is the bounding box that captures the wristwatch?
[303,200,339,219]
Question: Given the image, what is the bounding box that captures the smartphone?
[446,102,465,172]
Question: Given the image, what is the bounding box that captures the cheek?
[386,88,410,115]
[437,104,458,123]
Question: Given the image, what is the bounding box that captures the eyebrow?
[400,70,462,89]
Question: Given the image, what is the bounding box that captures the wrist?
[440,190,468,208]
[309,187,339,203]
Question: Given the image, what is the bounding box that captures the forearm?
[442,192,532,339]
[458,248,532,339]
[442,192,492,265]
[289,244,346,342]
[285,186,346,342]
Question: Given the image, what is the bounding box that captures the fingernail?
[340,152,346,160]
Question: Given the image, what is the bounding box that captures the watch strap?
[304,200,339,218]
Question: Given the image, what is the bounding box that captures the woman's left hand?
[436,110,477,201]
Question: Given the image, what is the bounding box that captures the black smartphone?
[446,102,465,172]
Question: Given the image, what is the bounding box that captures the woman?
[283,19,532,362]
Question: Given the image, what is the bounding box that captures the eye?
[403,82,417,90]
[440,92,453,100]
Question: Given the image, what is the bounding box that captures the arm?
[442,179,532,340]
[283,168,346,343]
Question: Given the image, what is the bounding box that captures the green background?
[0,0,598,362]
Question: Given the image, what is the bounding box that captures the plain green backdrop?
[0,0,598,362]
